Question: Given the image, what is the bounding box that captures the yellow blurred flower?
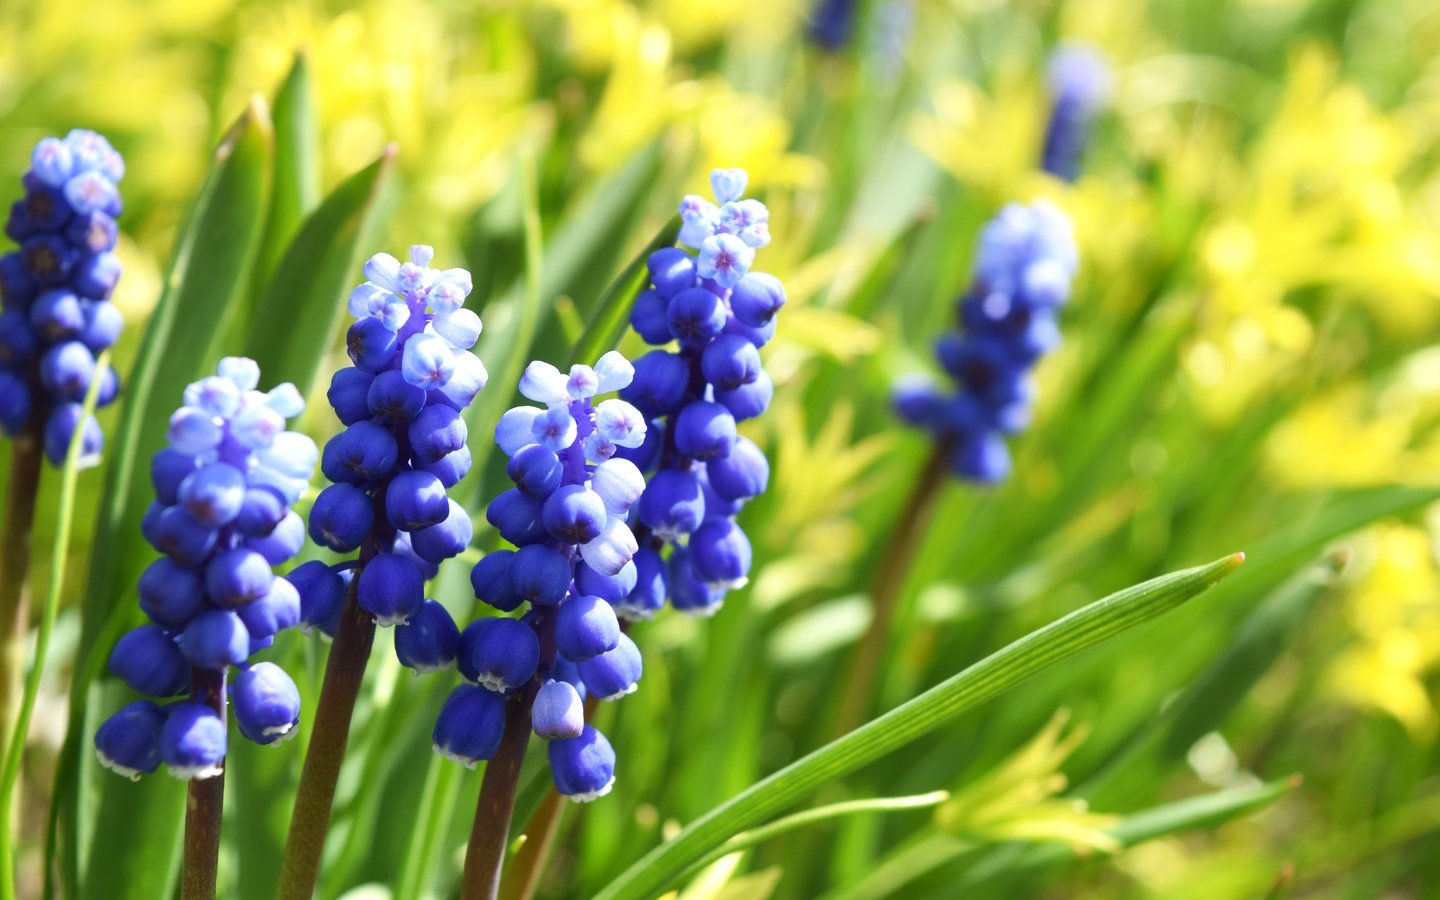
[1325,523,1440,739]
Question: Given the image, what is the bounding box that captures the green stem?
[181,667,227,900]
[462,689,536,900]
[832,444,948,738]
[277,549,377,900]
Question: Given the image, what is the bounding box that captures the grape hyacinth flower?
[93,358,316,780]
[615,168,782,618]
[0,130,125,465]
[808,0,858,51]
[893,200,1078,483]
[299,245,485,638]
[429,353,647,802]
[1040,44,1111,182]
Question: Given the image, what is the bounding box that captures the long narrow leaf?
[565,214,680,367]
[594,554,1245,900]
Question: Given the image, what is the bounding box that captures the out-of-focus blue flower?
[95,358,316,780]
[1,130,125,465]
[895,201,1078,482]
[1041,44,1111,182]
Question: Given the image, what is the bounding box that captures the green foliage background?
[3,0,1440,897]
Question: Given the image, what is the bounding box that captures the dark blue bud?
[696,465,744,518]
[689,518,752,589]
[706,437,769,501]
[66,210,118,253]
[22,236,75,287]
[411,499,473,564]
[386,470,450,532]
[408,404,467,463]
[506,444,563,498]
[548,725,616,801]
[420,444,472,488]
[234,486,287,537]
[620,350,690,418]
[21,185,69,231]
[0,373,31,435]
[290,561,348,638]
[73,252,121,299]
[555,594,620,662]
[346,317,399,372]
[232,662,301,745]
[327,367,375,426]
[79,300,123,352]
[108,625,187,697]
[893,379,941,426]
[395,599,461,673]
[95,700,166,779]
[309,482,374,553]
[647,247,698,298]
[0,310,36,366]
[575,559,638,604]
[205,548,274,608]
[577,632,642,700]
[138,558,204,626]
[666,287,726,344]
[367,369,427,424]
[729,272,786,328]
[29,289,84,341]
[715,370,773,421]
[177,462,246,527]
[38,340,95,401]
[674,401,737,460]
[0,252,36,306]
[471,550,524,613]
[159,702,226,780]
[236,576,301,639]
[469,617,540,693]
[179,610,250,669]
[151,449,199,506]
[532,680,584,740]
[509,544,572,607]
[433,684,506,768]
[722,311,776,348]
[94,366,120,408]
[357,553,425,627]
[542,484,607,545]
[668,547,726,614]
[321,420,398,486]
[950,432,1010,484]
[43,403,102,467]
[486,487,547,546]
[701,334,761,391]
[638,469,704,539]
[629,289,673,345]
[617,547,668,619]
[147,505,218,566]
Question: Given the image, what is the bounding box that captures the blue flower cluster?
[429,353,649,802]
[1040,44,1111,182]
[94,358,317,780]
[616,169,781,617]
[297,246,486,638]
[0,131,125,466]
[894,201,1078,483]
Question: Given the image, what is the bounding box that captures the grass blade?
[594,554,1246,900]
[564,214,680,367]
[254,52,321,291]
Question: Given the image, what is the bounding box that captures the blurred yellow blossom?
[1325,523,1440,739]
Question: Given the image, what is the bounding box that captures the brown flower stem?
[0,427,42,761]
[181,666,227,900]
[832,444,949,738]
[461,688,536,900]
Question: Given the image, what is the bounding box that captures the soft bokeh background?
[5,0,1440,897]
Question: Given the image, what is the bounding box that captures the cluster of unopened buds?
[429,352,649,800]
[0,131,125,465]
[94,359,317,779]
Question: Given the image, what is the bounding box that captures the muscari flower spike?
[94,358,317,780]
[1041,44,1111,183]
[427,353,648,802]
[0,130,126,466]
[298,245,485,648]
[610,168,782,620]
[893,200,1078,483]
